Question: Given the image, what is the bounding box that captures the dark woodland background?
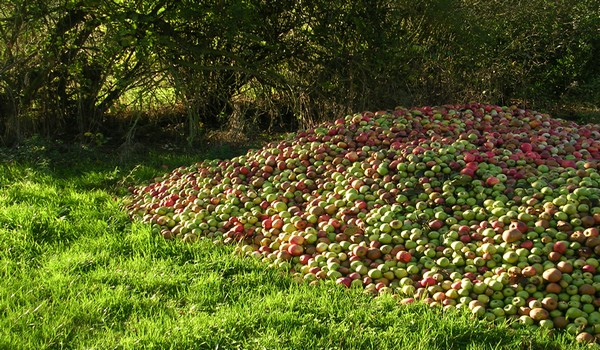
[1,0,599,147]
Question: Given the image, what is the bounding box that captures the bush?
[0,0,598,146]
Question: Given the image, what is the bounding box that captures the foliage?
[0,0,598,145]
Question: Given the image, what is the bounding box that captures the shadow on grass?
[0,137,261,194]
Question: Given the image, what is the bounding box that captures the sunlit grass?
[0,146,590,349]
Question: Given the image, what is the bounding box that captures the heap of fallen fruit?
[126,103,600,343]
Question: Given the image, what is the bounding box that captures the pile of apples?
[126,103,600,343]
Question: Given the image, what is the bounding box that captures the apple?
[127,103,600,344]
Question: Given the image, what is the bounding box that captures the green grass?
[0,143,591,350]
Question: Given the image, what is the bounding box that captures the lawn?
[0,140,589,349]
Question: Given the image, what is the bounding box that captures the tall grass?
[0,144,589,349]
